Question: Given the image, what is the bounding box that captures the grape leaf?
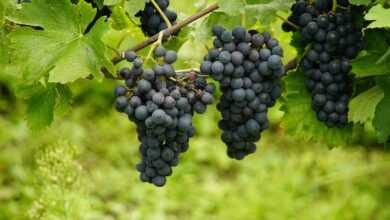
[124,0,146,16]
[104,0,122,6]
[352,29,390,78]
[55,84,72,116]
[218,0,245,16]
[365,4,390,29]
[281,69,353,146]
[349,0,371,6]
[27,85,57,130]
[349,86,384,124]
[111,5,133,30]
[6,0,115,84]
[177,38,208,67]
[205,12,242,30]
[245,0,294,25]
[373,76,390,143]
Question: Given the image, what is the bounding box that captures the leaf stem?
[145,31,164,64]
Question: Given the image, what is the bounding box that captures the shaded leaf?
[281,69,353,146]
[27,85,56,130]
[349,86,384,124]
[373,76,390,142]
[352,29,390,78]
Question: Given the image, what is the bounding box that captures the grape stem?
[150,0,173,29]
[276,15,299,29]
[101,2,301,80]
[332,0,338,12]
[145,31,164,65]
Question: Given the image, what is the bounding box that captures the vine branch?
[102,3,300,79]
[111,3,220,64]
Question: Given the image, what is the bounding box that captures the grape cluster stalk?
[136,0,178,36]
[282,0,364,128]
[200,26,285,160]
[114,46,214,187]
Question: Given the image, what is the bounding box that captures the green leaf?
[110,5,132,30]
[218,0,245,16]
[205,12,242,30]
[349,86,384,124]
[124,0,146,16]
[245,0,294,25]
[349,0,371,5]
[373,76,390,142]
[27,85,57,130]
[177,38,208,67]
[6,0,115,84]
[352,29,390,78]
[104,0,122,6]
[281,69,353,146]
[365,4,390,29]
[55,84,72,116]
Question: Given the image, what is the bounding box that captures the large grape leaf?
[373,76,390,142]
[214,0,294,27]
[352,29,390,78]
[365,4,390,29]
[349,86,384,124]
[177,38,208,67]
[245,0,294,25]
[281,70,353,146]
[218,0,245,16]
[6,0,115,84]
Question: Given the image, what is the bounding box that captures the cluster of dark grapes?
[200,26,285,160]
[114,47,214,186]
[136,0,178,36]
[282,0,364,128]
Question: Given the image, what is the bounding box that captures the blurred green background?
[1,72,390,220]
[1,0,390,219]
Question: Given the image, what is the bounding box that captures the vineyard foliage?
[0,1,390,143]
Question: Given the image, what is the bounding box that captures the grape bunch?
[200,26,285,160]
[136,0,178,36]
[114,47,214,187]
[282,0,364,128]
